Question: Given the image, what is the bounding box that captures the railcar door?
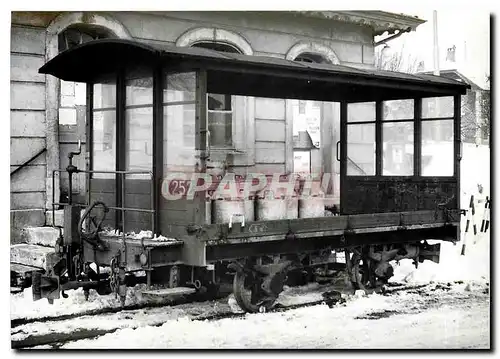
[339,101,377,215]
[87,66,155,233]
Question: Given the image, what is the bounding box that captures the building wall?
[10,11,377,230]
[10,24,47,211]
[113,11,374,67]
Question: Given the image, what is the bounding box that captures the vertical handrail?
[150,171,155,235]
[121,172,125,234]
[52,170,56,228]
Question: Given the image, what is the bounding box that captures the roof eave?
[296,11,426,36]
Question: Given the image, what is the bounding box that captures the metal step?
[141,287,196,299]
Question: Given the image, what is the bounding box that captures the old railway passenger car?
[32,38,469,312]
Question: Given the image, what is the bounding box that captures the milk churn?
[255,190,287,221]
[212,177,255,224]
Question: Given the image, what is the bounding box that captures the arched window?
[294,52,330,64]
[58,24,113,52]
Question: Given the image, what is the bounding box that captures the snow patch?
[391,233,489,285]
[100,229,178,242]
[61,288,488,349]
[10,284,158,320]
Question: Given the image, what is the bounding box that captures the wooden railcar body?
[35,39,469,310]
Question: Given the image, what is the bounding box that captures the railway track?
[11,292,206,328]
[11,281,437,349]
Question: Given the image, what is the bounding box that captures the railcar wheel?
[233,271,276,313]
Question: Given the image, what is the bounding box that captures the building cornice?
[295,11,426,36]
[11,10,426,38]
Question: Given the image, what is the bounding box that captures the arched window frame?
[175,27,256,166]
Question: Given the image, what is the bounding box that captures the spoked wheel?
[351,250,379,290]
[233,271,276,313]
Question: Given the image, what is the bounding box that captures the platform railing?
[51,169,156,236]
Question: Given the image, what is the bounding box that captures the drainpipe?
[433,10,440,76]
[45,33,61,210]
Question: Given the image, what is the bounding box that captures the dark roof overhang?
[40,39,470,102]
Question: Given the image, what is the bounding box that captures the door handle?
[336,141,341,161]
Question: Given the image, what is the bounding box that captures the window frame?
[206,93,235,150]
[381,99,415,176]
[346,102,377,176]
[343,95,457,179]
[191,42,249,156]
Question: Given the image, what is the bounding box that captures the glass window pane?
[163,72,196,103]
[125,71,153,179]
[382,122,414,175]
[208,111,232,148]
[93,83,116,109]
[347,124,375,175]
[208,94,231,110]
[347,102,375,123]
[163,103,197,174]
[422,96,454,118]
[422,120,454,176]
[126,77,153,106]
[126,107,153,173]
[383,99,414,120]
[93,82,116,179]
[92,110,116,178]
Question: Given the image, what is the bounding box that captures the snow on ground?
[10,284,157,321]
[461,143,490,200]
[390,143,490,287]
[11,282,341,341]
[62,282,489,349]
[11,305,188,342]
[11,145,490,348]
[391,229,489,285]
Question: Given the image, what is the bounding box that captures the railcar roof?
[39,38,470,102]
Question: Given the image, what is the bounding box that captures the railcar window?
[421,96,454,176]
[192,42,242,150]
[208,93,233,148]
[383,99,414,121]
[382,99,414,176]
[347,102,375,123]
[92,82,116,179]
[163,72,197,182]
[163,73,196,103]
[347,102,376,176]
[125,69,153,179]
[422,96,454,118]
[421,120,454,176]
